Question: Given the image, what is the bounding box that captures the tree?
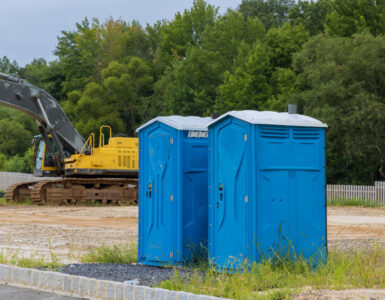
[203,10,265,71]
[153,47,225,116]
[0,119,33,156]
[63,82,125,138]
[102,58,153,134]
[63,57,153,137]
[21,59,66,101]
[326,0,385,37]
[3,149,33,173]
[216,42,272,113]
[158,0,218,64]
[288,0,332,36]
[266,67,298,111]
[54,18,103,93]
[265,22,309,69]
[0,56,19,74]
[293,33,385,184]
[239,0,295,30]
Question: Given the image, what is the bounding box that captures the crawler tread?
[4,181,38,204]
[30,178,138,205]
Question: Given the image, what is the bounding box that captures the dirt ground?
[0,205,138,263]
[1,205,385,299]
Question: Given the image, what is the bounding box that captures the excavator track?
[7,178,138,205]
[4,181,38,204]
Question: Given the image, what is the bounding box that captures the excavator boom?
[0,72,86,159]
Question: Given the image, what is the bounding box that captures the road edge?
[0,264,228,300]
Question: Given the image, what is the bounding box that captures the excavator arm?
[0,72,87,174]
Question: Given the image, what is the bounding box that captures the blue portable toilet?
[137,116,212,266]
[208,109,327,271]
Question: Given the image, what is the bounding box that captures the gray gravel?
[328,238,385,253]
[60,263,193,287]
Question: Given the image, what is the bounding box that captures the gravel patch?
[293,288,385,300]
[328,238,385,253]
[60,263,193,286]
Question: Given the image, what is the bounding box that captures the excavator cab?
[31,135,58,177]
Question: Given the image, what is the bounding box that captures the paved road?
[0,284,87,300]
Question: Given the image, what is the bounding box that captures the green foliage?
[326,0,385,37]
[160,247,385,299]
[54,18,103,93]
[21,59,66,100]
[265,22,309,69]
[158,0,218,63]
[293,32,385,184]
[239,0,295,30]
[63,82,126,138]
[81,243,138,264]
[0,56,20,74]
[217,42,272,113]
[0,105,36,166]
[63,57,153,137]
[267,67,298,111]
[0,119,32,156]
[0,248,63,269]
[327,198,381,207]
[0,153,6,170]
[2,0,385,184]
[288,0,332,36]
[203,10,266,70]
[3,149,33,173]
[155,47,225,116]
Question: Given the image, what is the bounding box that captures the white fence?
[327,181,385,205]
[0,172,50,191]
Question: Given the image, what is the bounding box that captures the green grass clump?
[81,243,138,264]
[159,246,385,300]
[0,250,63,269]
[327,198,382,207]
[0,190,5,205]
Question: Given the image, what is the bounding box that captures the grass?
[327,198,383,207]
[62,242,385,299]
[81,243,138,264]
[0,189,4,205]
[2,240,384,299]
[158,246,385,300]
[0,249,63,270]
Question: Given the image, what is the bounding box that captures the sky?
[0,0,239,67]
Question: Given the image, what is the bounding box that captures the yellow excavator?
[0,72,138,205]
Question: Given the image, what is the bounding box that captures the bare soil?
[0,206,138,263]
[1,205,385,298]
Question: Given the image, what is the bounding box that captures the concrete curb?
[0,264,229,300]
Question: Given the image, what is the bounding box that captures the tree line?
[1,0,385,184]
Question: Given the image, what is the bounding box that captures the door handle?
[217,183,223,208]
[146,183,152,198]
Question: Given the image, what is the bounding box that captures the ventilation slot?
[293,128,320,139]
[126,155,131,168]
[260,126,289,139]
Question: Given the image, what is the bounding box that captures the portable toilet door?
[139,123,176,265]
[208,116,252,270]
[137,116,211,266]
[208,109,327,271]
